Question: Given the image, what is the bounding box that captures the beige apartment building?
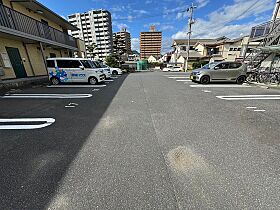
[113,28,132,56]
[140,25,162,59]
[171,37,250,69]
[0,0,85,84]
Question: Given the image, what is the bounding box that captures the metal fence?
[0,4,77,48]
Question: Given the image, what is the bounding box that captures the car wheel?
[200,76,210,84]
[112,70,118,75]
[236,76,246,84]
[88,77,97,85]
[51,77,60,85]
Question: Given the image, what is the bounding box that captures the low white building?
[148,55,158,63]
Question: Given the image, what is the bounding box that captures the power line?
[192,0,260,36]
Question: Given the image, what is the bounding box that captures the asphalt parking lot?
[0,71,280,209]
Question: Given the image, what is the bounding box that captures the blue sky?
[38,0,276,53]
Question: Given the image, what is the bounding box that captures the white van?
[47,58,105,85]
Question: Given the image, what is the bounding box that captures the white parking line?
[2,94,93,99]
[168,77,189,79]
[0,118,55,130]
[254,110,266,112]
[246,107,257,109]
[47,85,106,88]
[176,80,190,82]
[203,90,212,93]
[217,95,280,100]
[190,84,251,88]
[164,75,189,77]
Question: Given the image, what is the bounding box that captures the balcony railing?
[250,18,280,39]
[0,4,77,49]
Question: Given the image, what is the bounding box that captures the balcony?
[0,4,77,49]
[250,19,280,40]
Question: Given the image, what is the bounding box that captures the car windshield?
[202,62,219,69]
[92,61,102,68]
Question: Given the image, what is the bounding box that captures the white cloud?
[132,9,149,15]
[116,23,129,31]
[131,38,140,52]
[196,0,210,8]
[145,0,153,4]
[160,24,175,31]
[162,37,173,54]
[172,0,274,39]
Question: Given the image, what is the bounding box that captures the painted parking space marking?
[176,80,190,82]
[203,90,212,93]
[168,77,189,79]
[190,84,252,88]
[164,75,189,77]
[47,85,106,88]
[65,103,78,108]
[217,95,280,100]
[0,118,55,130]
[246,107,257,109]
[92,89,100,92]
[2,94,93,99]
[254,110,266,112]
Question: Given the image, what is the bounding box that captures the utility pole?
[184,3,196,72]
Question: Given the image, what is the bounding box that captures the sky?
[38,0,276,53]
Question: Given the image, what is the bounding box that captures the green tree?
[87,43,97,59]
[105,54,119,68]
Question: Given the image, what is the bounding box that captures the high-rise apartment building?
[140,25,162,59]
[68,9,113,60]
[113,28,132,55]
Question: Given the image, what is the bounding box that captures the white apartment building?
[68,9,113,60]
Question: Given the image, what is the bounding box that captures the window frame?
[215,62,230,70]
[46,60,55,68]
[229,62,242,69]
[56,60,82,68]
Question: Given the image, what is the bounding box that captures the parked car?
[47,58,105,85]
[91,61,112,79]
[162,66,183,72]
[98,62,123,75]
[190,61,247,84]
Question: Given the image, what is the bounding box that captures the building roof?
[12,0,78,30]
[172,39,216,46]
[132,50,140,55]
[179,51,205,58]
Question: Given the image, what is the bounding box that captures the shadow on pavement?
[0,74,128,210]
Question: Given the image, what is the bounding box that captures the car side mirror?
[79,66,85,70]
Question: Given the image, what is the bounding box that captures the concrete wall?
[0,37,34,79]
[0,36,72,80]
[195,44,206,56]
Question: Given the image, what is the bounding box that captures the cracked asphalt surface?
[0,71,279,209]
